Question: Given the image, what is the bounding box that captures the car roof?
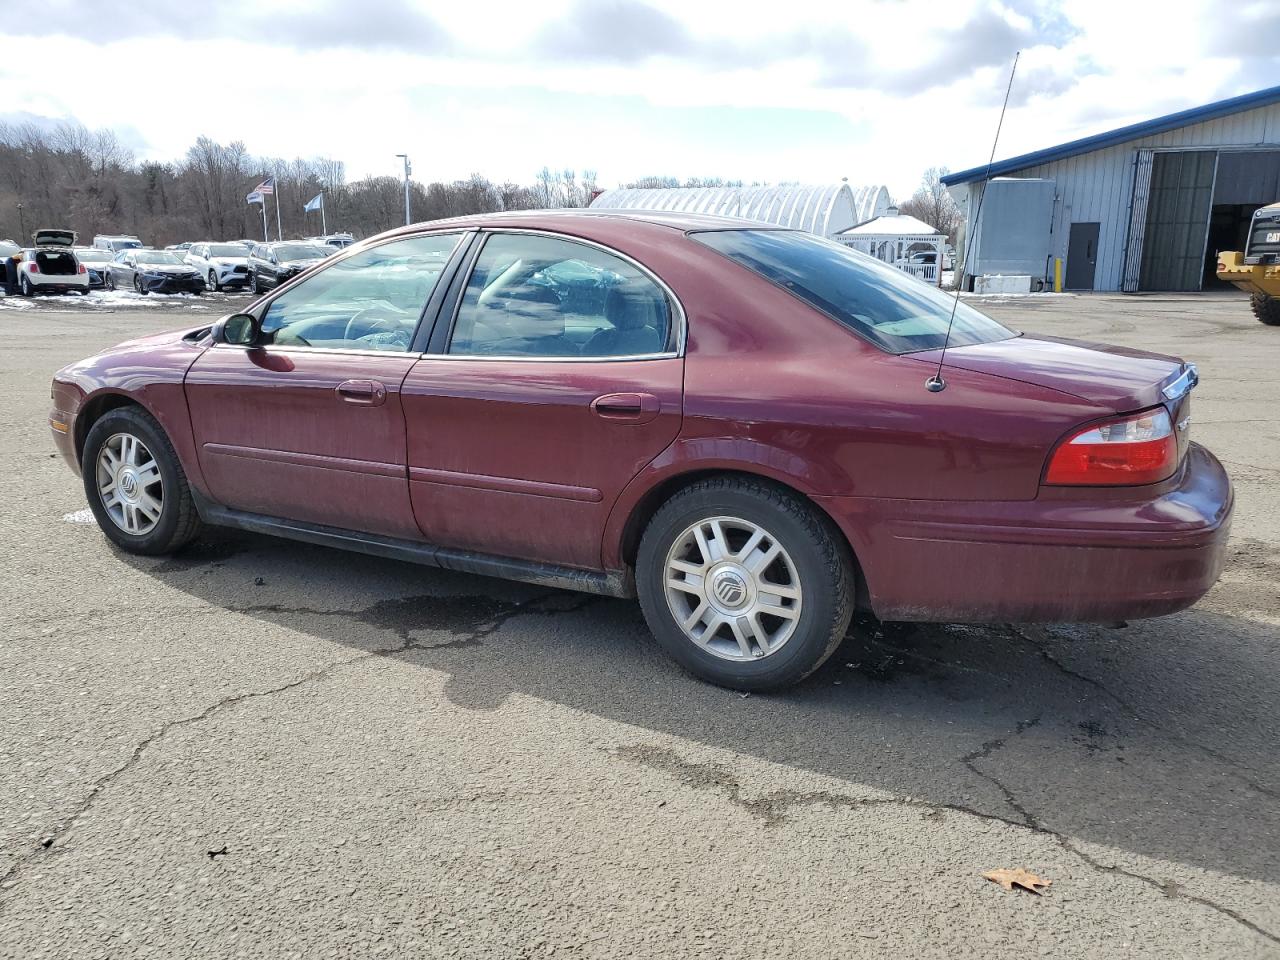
[376,207,795,240]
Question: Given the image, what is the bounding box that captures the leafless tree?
[897,166,961,243]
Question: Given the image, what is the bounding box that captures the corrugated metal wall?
[961,101,1280,291]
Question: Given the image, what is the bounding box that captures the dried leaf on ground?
[983,868,1051,895]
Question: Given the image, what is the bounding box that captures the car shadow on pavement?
[122,527,1280,887]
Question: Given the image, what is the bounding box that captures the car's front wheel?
[105,272,116,291]
[82,406,202,555]
[208,270,220,292]
[133,275,147,295]
[637,476,854,691]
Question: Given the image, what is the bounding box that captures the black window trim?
[428,227,687,363]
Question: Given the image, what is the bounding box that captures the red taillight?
[77,263,87,274]
[1044,407,1178,486]
[28,263,38,273]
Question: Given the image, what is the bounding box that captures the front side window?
[259,233,461,351]
[449,233,672,358]
[692,229,1015,354]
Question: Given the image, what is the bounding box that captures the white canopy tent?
[835,210,946,285]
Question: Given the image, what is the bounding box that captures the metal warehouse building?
[943,85,1280,292]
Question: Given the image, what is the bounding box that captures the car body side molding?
[191,490,635,598]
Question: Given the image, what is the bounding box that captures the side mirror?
[221,313,261,346]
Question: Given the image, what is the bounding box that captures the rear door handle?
[591,392,660,424]
[336,379,387,406]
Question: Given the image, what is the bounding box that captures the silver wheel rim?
[664,515,803,661]
[96,433,163,535]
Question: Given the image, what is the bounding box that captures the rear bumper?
[1216,250,1280,296]
[817,443,1233,623]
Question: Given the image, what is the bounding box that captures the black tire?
[209,270,220,292]
[1251,293,1280,326]
[19,275,33,296]
[105,272,116,291]
[636,476,855,692]
[251,271,262,295]
[81,406,202,556]
[134,274,147,295]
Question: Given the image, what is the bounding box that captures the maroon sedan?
[50,211,1231,690]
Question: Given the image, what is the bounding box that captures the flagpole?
[275,185,283,242]
[261,201,267,242]
[321,193,327,235]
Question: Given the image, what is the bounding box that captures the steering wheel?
[344,307,400,342]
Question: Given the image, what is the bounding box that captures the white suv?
[184,242,252,291]
[16,229,89,296]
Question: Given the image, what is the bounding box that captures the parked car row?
[5,229,351,297]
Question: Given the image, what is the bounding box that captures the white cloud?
[0,0,1273,199]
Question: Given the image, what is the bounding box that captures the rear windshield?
[692,229,1015,354]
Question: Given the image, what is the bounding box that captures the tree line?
[0,122,612,247]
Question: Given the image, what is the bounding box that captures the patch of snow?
[62,508,96,524]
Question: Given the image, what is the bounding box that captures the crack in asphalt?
[0,590,590,909]
[1011,625,1279,802]
[962,717,1280,948]
[616,737,1280,947]
[960,717,1043,829]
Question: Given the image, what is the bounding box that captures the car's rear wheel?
[19,275,33,296]
[637,476,854,691]
[1251,293,1280,326]
[82,406,202,555]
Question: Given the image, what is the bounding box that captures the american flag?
[254,176,275,195]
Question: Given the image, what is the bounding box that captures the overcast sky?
[1,0,1276,199]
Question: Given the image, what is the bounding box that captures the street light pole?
[395,153,412,226]
[16,202,26,241]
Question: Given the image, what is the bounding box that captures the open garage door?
[1139,151,1216,291]
[1203,151,1280,288]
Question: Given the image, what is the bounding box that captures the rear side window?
[449,233,672,359]
[692,229,1015,354]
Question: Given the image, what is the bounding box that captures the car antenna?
[926,51,1020,393]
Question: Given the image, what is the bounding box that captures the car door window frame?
[223,229,474,358]
[426,228,686,362]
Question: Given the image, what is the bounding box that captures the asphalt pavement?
[1,288,1277,958]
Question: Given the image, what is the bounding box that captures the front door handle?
[591,392,660,424]
[336,379,387,406]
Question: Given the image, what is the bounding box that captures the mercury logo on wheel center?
[713,571,748,607]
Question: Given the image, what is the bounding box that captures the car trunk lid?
[911,334,1187,413]
[33,228,76,248]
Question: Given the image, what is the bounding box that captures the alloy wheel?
[96,432,163,535]
[209,270,218,292]
[663,516,803,661]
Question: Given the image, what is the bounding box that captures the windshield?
[208,244,246,257]
[692,229,1015,354]
[136,251,184,265]
[114,239,143,249]
[273,244,326,261]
